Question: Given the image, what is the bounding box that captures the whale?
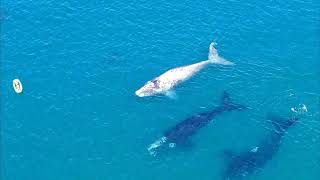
[135,42,233,97]
[147,92,247,156]
[222,115,298,180]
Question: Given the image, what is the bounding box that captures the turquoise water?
[1,0,320,179]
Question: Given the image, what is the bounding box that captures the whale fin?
[211,56,234,65]
[221,91,247,111]
[165,91,177,99]
[208,42,234,65]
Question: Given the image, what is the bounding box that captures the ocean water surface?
[1,0,320,179]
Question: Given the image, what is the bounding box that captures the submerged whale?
[147,92,247,156]
[135,42,233,97]
[222,115,298,180]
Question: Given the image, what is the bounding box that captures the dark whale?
[148,91,247,156]
[222,115,298,180]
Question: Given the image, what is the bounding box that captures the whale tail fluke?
[221,91,247,111]
[208,42,234,65]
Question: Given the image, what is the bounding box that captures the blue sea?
[1,0,320,179]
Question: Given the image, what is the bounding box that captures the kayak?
[13,79,23,93]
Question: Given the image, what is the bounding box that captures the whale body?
[135,43,233,97]
[222,115,298,180]
[147,92,247,156]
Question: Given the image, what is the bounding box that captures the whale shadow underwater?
[222,114,298,180]
[148,91,247,156]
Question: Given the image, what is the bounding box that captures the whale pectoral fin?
[165,91,177,99]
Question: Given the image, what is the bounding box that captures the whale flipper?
[208,42,234,65]
[221,91,247,111]
[165,90,177,99]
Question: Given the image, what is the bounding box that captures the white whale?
[135,42,234,97]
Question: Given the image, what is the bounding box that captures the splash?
[147,136,167,156]
[291,104,307,114]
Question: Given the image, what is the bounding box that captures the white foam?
[168,143,176,148]
[291,107,297,113]
[291,104,308,114]
[250,146,259,153]
[147,136,167,156]
[301,104,307,112]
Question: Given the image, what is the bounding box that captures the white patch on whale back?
[147,136,167,156]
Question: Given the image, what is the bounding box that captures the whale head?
[135,79,160,97]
